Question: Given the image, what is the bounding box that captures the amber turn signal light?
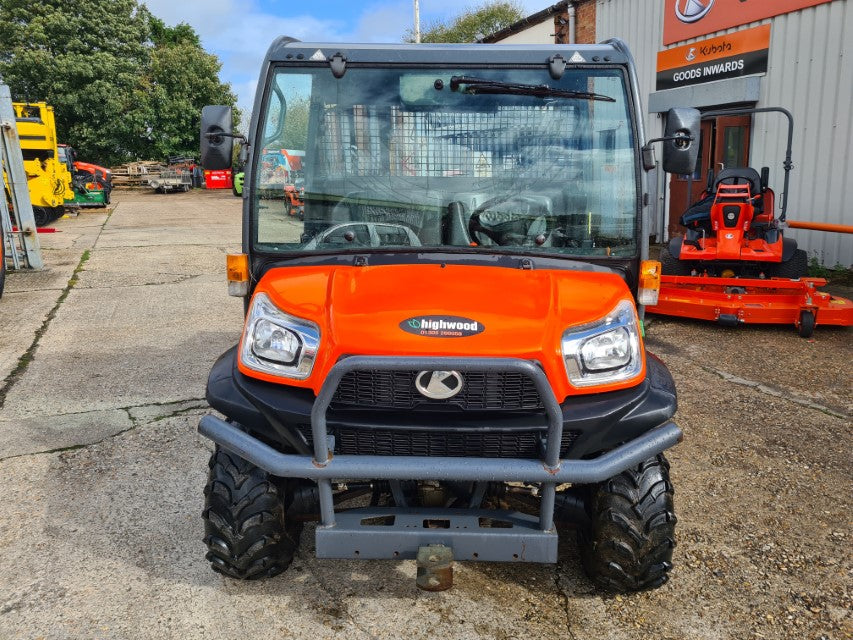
[638,260,661,306]
[226,253,249,297]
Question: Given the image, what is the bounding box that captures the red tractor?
[650,107,853,337]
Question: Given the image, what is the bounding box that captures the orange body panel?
[679,186,784,264]
[679,235,784,263]
[237,264,646,401]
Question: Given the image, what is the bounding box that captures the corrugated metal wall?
[595,0,668,239]
[754,0,851,267]
[596,0,852,266]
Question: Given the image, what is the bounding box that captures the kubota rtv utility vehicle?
[198,38,699,592]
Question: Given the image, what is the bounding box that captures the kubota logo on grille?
[675,0,714,23]
[415,370,464,399]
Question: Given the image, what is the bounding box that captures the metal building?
[485,0,852,267]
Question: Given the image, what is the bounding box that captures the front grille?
[331,370,543,411]
[296,424,580,459]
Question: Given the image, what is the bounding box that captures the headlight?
[561,300,642,387]
[241,292,320,379]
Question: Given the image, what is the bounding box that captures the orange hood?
[241,263,644,400]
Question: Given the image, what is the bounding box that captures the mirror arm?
[204,132,247,143]
[645,134,695,146]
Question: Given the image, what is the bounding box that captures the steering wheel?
[467,195,552,247]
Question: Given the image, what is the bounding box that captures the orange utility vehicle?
[198,38,700,592]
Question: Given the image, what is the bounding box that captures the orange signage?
[656,24,770,90]
[663,0,833,45]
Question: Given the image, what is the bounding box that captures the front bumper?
[200,352,681,564]
[205,346,678,461]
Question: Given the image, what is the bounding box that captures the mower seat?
[714,167,764,212]
[713,168,761,196]
[679,193,713,229]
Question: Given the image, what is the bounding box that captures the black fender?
[781,237,798,261]
[667,237,683,258]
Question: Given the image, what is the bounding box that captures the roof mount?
[548,54,567,80]
[329,52,347,79]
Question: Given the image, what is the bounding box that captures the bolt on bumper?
[198,413,682,485]
[198,355,682,563]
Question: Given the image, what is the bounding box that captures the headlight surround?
[241,292,320,379]
[561,300,642,387]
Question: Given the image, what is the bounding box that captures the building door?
[667,114,751,237]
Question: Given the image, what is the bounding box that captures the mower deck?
[648,275,853,335]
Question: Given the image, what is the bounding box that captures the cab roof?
[264,38,630,67]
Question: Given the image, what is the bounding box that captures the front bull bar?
[198,356,682,561]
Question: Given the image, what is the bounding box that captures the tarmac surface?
[0,190,850,640]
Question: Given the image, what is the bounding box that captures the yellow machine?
[6,102,73,226]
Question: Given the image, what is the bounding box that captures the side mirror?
[200,105,233,171]
[661,107,700,174]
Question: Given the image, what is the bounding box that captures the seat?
[331,189,443,244]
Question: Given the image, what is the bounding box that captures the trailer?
[149,169,191,193]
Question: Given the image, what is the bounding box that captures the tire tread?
[202,446,301,580]
[580,454,677,592]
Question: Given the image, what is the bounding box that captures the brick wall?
[554,0,597,44]
[576,1,596,43]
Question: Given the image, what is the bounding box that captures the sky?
[143,0,548,123]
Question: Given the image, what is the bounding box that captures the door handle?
[717,162,725,172]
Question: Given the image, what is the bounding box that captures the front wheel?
[660,245,693,276]
[772,248,808,279]
[203,446,302,580]
[580,454,677,592]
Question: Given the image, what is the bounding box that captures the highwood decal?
[400,316,485,338]
[664,0,833,45]
[656,24,770,91]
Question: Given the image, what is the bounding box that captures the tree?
[0,0,152,164]
[405,1,524,43]
[0,1,239,166]
[146,18,239,160]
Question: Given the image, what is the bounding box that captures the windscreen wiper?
[448,75,615,102]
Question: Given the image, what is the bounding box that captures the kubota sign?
[656,24,770,90]
[663,0,834,45]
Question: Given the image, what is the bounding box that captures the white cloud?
[143,0,556,116]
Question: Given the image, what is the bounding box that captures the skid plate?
[315,507,558,563]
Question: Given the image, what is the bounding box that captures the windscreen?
[253,66,638,258]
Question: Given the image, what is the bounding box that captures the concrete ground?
[0,190,849,640]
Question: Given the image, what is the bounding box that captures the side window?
[255,74,312,245]
[263,91,283,142]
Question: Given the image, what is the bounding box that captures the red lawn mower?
[660,107,806,279]
[650,107,853,337]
